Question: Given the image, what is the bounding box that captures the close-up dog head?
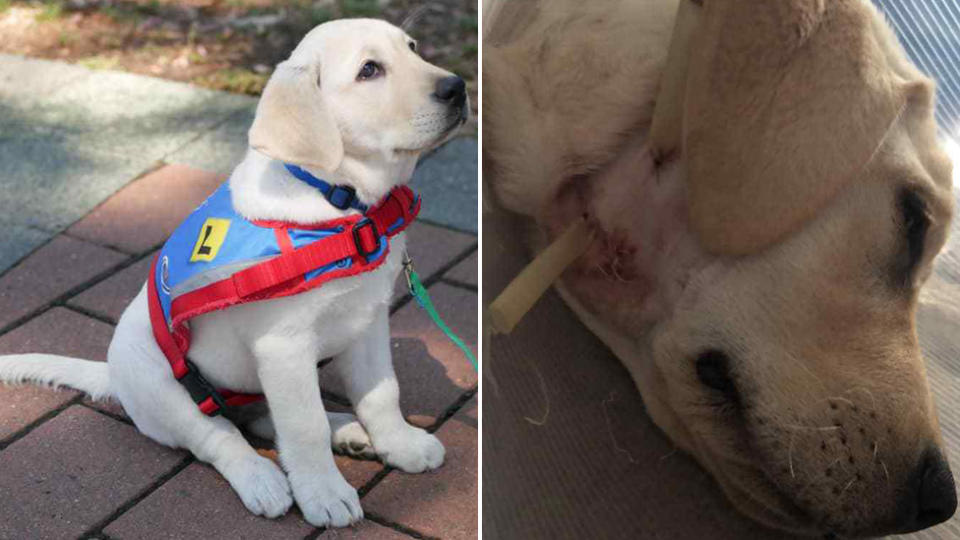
[248,18,469,176]
[484,0,959,536]
[648,0,957,535]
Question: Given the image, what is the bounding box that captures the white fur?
[0,354,112,401]
[0,18,467,528]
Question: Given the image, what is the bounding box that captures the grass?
[0,0,10,14]
[194,68,269,95]
[78,55,120,70]
[339,0,382,18]
[35,0,62,21]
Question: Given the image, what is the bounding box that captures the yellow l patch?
[190,218,231,262]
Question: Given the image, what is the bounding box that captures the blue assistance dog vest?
[147,165,420,415]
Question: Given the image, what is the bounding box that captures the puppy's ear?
[683,0,906,254]
[248,61,344,172]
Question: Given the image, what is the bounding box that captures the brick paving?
[364,398,478,539]
[0,164,478,540]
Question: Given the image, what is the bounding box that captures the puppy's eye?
[358,61,382,81]
[696,350,740,405]
[408,41,417,53]
[896,189,930,285]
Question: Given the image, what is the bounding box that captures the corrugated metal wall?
[873,0,960,135]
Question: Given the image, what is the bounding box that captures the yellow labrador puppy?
[0,19,467,528]
[485,0,955,536]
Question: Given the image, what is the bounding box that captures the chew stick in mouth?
[488,218,594,334]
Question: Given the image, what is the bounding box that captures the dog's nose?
[895,446,957,533]
[434,75,466,108]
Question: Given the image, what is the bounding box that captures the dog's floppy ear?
[683,0,906,254]
[248,61,344,172]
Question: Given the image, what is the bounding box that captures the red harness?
[147,185,420,415]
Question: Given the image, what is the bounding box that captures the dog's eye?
[357,61,382,81]
[408,41,417,53]
[696,350,740,405]
[896,189,930,285]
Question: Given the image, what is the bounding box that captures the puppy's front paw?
[377,427,445,473]
[292,472,363,528]
[332,419,377,460]
[222,454,293,518]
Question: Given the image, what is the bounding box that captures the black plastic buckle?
[352,219,380,258]
[327,185,357,210]
[179,359,227,415]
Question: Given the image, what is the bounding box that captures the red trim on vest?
[149,185,419,416]
[251,214,361,230]
[274,228,294,254]
[148,256,189,379]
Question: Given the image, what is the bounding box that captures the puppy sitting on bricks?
[485,0,956,537]
[0,18,468,527]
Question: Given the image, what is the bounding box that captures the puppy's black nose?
[434,75,466,108]
[896,446,957,533]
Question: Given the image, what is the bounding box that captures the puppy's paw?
[332,419,377,460]
[376,427,445,473]
[292,472,363,528]
[223,454,293,518]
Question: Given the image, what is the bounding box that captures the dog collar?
[283,163,369,213]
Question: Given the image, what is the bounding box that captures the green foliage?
[458,14,477,32]
[338,0,381,18]
[0,0,11,15]
[36,0,62,22]
[57,31,76,47]
[309,6,332,26]
[195,68,269,95]
[79,55,120,71]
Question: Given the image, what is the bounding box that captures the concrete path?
[0,55,477,539]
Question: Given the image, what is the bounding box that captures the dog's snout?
[895,446,957,533]
[434,75,466,108]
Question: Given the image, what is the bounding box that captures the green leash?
[404,254,478,371]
